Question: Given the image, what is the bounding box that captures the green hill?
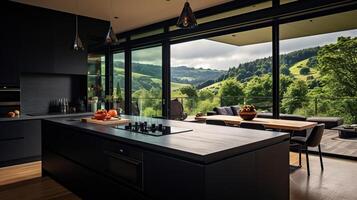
[289,58,319,81]
[113,47,321,96]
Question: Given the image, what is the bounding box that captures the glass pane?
[132,46,162,117]
[171,27,272,119]
[280,10,357,157]
[87,54,106,112]
[113,52,125,113]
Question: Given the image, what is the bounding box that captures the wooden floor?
[290,153,357,200]
[0,161,41,186]
[0,154,357,200]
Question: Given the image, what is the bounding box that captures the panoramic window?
[113,52,125,113]
[170,27,272,119]
[87,54,106,112]
[131,46,162,117]
[279,10,357,158]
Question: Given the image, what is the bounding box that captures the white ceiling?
[12,0,232,34]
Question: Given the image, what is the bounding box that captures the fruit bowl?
[239,105,257,121]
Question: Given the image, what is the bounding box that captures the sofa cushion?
[213,107,234,116]
[224,107,234,116]
[307,117,343,129]
[256,112,306,121]
[230,105,240,116]
[256,112,274,119]
[280,114,306,121]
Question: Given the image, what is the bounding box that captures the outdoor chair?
[170,98,188,120]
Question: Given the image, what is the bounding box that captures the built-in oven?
[102,140,143,190]
[0,87,20,117]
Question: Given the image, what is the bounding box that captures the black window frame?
[105,0,357,119]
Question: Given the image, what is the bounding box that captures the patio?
[310,129,357,159]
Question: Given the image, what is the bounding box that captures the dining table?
[195,115,317,132]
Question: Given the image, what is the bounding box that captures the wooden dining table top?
[195,115,317,131]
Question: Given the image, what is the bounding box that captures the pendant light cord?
[109,0,112,25]
[75,0,79,36]
[76,16,78,36]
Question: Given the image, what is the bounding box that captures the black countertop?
[0,112,93,122]
[45,115,290,164]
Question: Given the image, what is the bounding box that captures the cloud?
[171,29,357,71]
[171,39,272,70]
[132,46,162,66]
[280,30,357,53]
[113,30,357,71]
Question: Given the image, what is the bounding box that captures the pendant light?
[73,15,84,51]
[73,0,84,51]
[176,1,197,29]
[105,26,118,45]
[105,0,119,45]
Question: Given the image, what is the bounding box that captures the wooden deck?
[310,129,357,158]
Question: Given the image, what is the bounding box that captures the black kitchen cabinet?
[52,13,87,75]
[19,6,54,74]
[0,2,21,86]
[0,1,109,87]
[0,120,41,167]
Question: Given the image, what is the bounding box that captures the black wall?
[0,1,109,87]
[20,73,87,114]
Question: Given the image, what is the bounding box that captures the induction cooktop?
[113,122,192,137]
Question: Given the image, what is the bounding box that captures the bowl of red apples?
[239,105,257,121]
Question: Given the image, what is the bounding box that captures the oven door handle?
[103,150,142,165]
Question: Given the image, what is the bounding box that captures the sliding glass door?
[87,53,106,112]
[279,10,357,158]
[131,46,163,117]
[170,27,272,119]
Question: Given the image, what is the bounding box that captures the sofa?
[208,106,344,130]
[207,106,307,121]
[307,117,343,129]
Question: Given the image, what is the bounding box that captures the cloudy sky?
[115,29,357,70]
[171,29,357,70]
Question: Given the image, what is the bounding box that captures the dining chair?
[291,123,325,176]
[206,119,226,126]
[239,122,266,130]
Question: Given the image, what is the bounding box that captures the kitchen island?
[42,116,290,200]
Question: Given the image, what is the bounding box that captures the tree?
[280,75,294,98]
[281,80,309,114]
[318,36,357,96]
[180,86,198,98]
[299,66,310,75]
[180,86,198,113]
[244,74,272,110]
[219,79,244,106]
[281,66,291,76]
[116,82,124,103]
[198,89,214,101]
